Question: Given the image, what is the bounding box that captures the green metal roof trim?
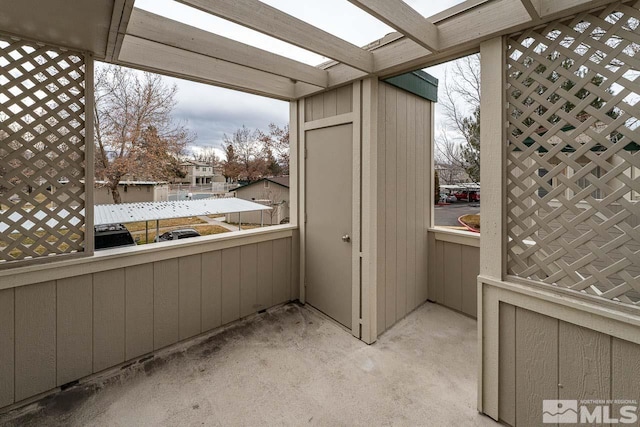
[383,70,438,102]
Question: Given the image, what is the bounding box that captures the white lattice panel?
[506,3,640,306]
[0,35,86,264]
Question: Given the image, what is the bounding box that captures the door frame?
[292,77,378,344]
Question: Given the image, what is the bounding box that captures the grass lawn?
[125,217,206,232]
[459,214,480,231]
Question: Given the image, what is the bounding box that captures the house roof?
[180,161,210,167]
[236,177,290,191]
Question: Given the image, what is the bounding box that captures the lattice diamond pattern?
[0,35,86,263]
[506,3,640,306]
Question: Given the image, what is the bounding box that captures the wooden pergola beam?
[175,0,374,73]
[519,0,542,19]
[126,8,328,88]
[536,0,618,18]
[346,0,440,52]
[105,0,135,61]
[320,0,619,91]
[117,35,317,100]
[374,0,531,75]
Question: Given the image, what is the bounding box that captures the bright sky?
[132,0,464,156]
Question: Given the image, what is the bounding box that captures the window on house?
[264,181,269,188]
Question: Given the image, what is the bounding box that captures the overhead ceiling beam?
[346,0,440,52]
[117,35,317,101]
[536,0,618,18]
[105,0,135,62]
[175,0,374,73]
[373,0,618,75]
[519,0,542,19]
[427,0,490,23]
[126,8,328,88]
[373,0,530,75]
[320,0,619,93]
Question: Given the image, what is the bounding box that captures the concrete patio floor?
[0,302,497,426]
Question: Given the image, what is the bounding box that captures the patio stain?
[0,302,497,426]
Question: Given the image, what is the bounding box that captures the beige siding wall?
[93,184,169,205]
[498,303,640,426]
[0,236,295,411]
[304,85,353,121]
[427,230,479,318]
[226,183,290,225]
[376,82,431,334]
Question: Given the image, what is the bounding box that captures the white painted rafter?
[347,0,440,52]
[175,0,374,73]
[126,8,328,88]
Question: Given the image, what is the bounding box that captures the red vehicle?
[453,190,480,202]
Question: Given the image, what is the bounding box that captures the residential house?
[226,176,290,225]
[177,160,224,185]
[93,181,169,204]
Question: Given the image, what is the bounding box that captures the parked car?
[446,194,457,203]
[94,224,136,250]
[154,228,201,242]
[453,190,481,202]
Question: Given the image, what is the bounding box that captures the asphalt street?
[434,202,481,227]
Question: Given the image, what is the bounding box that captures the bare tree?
[223,125,266,182]
[222,143,241,182]
[94,65,195,203]
[437,54,481,183]
[258,123,290,175]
